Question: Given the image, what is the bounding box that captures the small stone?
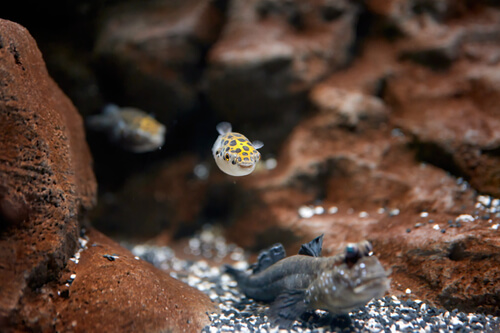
[328,206,339,214]
[298,206,314,218]
[314,206,325,215]
[264,158,277,170]
[405,288,411,294]
[433,224,440,230]
[477,195,491,207]
[389,208,400,216]
[456,214,474,223]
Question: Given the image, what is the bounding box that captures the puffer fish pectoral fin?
[268,289,308,328]
[298,234,324,257]
[251,243,286,274]
[216,122,232,135]
[252,140,264,149]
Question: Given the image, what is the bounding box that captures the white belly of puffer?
[214,157,256,176]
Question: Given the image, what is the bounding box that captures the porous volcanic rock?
[93,0,226,122]
[48,229,215,333]
[206,0,361,151]
[0,18,97,327]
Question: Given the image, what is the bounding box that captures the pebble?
[298,206,315,219]
[328,206,338,214]
[456,214,474,223]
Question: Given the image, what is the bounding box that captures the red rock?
[50,229,215,333]
[0,18,97,326]
[206,0,360,150]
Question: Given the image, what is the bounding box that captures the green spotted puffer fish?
[224,235,390,327]
[212,122,264,176]
[86,104,166,153]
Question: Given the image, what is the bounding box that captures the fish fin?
[86,104,120,131]
[216,122,232,135]
[223,264,246,283]
[268,289,308,328]
[298,234,323,257]
[251,243,286,274]
[103,103,120,115]
[252,140,264,149]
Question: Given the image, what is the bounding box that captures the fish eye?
[225,154,229,161]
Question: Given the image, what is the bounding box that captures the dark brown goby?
[224,235,390,327]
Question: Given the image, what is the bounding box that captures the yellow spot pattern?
[136,117,162,135]
[218,132,260,164]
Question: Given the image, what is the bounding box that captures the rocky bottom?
[127,226,500,333]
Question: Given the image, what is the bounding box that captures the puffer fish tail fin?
[86,104,121,131]
[103,103,120,115]
[269,289,308,328]
[216,122,232,135]
[251,243,286,274]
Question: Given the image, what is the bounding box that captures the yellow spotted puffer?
[86,104,166,153]
[212,122,263,176]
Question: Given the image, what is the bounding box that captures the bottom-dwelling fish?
[224,235,390,327]
[86,104,166,153]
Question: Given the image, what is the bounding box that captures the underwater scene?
[1,0,500,332]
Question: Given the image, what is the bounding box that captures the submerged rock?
[0,18,96,326]
[0,19,216,332]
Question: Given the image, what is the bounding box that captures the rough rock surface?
[93,0,226,123]
[206,0,361,150]
[0,19,216,333]
[0,18,97,326]
[48,229,215,333]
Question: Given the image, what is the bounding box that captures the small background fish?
[86,104,166,153]
[212,122,263,176]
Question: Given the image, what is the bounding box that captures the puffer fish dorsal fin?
[252,140,264,149]
[298,234,323,257]
[251,243,286,274]
[216,122,232,135]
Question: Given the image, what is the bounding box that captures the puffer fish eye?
[225,154,229,161]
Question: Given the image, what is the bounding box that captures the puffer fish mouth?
[238,163,254,168]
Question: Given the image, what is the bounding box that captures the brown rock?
[93,0,226,121]
[387,62,500,196]
[0,18,97,327]
[49,229,215,333]
[206,0,360,150]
